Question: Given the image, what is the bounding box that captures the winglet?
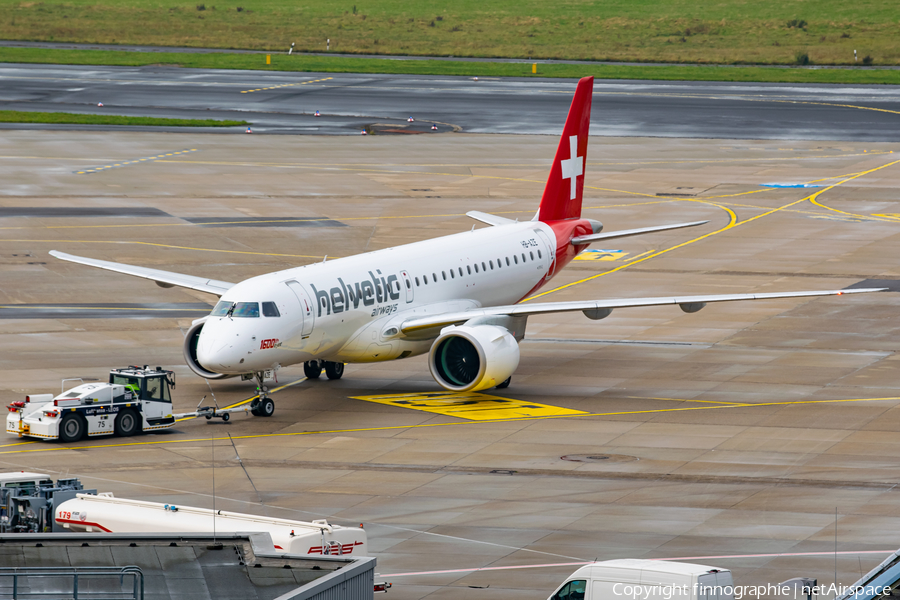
[537,76,593,223]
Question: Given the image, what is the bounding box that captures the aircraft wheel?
[304,361,322,379]
[60,413,86,442]
[115,409,140,437]
[324,361,344,380]
[496,376,511,389]
[255,398,275,418]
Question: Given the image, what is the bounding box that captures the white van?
[549,559,735,600]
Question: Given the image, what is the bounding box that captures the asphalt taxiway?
[3,64,900,139]
[2,131,900,598]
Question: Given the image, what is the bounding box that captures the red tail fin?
[537,76,593,222]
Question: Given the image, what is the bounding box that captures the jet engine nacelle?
[183,318,233,380]
[428,325,520,392]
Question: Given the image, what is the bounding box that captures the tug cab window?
[145,377,171,403]
[110,374,140,397]
[262,302,280,317]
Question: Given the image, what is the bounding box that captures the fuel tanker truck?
[54,492,367,557]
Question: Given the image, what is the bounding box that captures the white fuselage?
[196,221,560,374]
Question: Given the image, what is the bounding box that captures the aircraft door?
[534,228,557,279]
[285,280,314,337]
[399,270,414,303]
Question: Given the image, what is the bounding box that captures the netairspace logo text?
[612,583,892,600]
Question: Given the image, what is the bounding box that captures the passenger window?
[459,267,463,276]
[467,265,472,275]
[538,249,542,259]
[415,277,420,286]
[433,273,437,282]
[442,271,446,280]
[513,255,518,264]
[423,276,428,285]
[522,253,527,262]
[489,260,494,270]
[262,302,280,317]
[552,580,587,600]
[232,302,259,318]
[450,270,455,279]
[530,251,534,261]
[482,262,486,271]
[405,279,411,289]
[210,301,231,316]
[506,257,511,266]
[474,264,479,273]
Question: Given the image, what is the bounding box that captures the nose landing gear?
[249,371,275,417]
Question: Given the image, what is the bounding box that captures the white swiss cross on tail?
[560,135,583,200]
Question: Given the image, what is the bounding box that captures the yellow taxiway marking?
[627,396,746,406]
[240,76,332,94]
[805,160,900,221]
[525,158,900,301]
[0,161,887,234]
[1,394,897,456]
[350,391,587,421]
[0,440,37,448]
[75,149,198,175]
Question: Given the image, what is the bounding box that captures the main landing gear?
[496,376,511,389]
[249,371,275,417]
[303,360,344,380]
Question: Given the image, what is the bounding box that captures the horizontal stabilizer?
[50,251,234,297]
[571,220,708,245]
[466,211,516,226]
[400,288,885,333]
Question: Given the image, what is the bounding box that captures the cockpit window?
[210,301,231,316]
[232,302,259,318]
[262,302,280,317]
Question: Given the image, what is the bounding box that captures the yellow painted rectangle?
[350,391,586,421]
[574,249,629,261]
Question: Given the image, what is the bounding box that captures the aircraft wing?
[571,220,709,244]
[49,251,235,296]
[399,288,885,333]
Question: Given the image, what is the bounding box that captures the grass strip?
[3,0,899,66]
[2,47,900,85]
[0,109,248,127]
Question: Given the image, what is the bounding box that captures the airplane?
[50,76,884,418]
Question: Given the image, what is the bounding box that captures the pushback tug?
[7,366,178,442]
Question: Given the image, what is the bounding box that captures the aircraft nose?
[196,324,243,372]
